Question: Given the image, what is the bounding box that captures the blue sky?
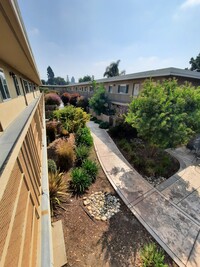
[18,0,200,82]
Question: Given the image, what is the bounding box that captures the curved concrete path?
[88,121,200,267]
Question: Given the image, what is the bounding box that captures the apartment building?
[0,1,52,266]
[42,67,200,108]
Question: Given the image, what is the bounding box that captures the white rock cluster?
[83,191,120,221]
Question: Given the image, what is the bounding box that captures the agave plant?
[48,170,67,215]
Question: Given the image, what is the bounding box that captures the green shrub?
[95,119,102,124]
[99,121,109,129]
[82,159,98,182]
[53,105,90,133]
[90,116,97,121]
[48,159,57,174]
[56,139,76,171]
[140,243,168,267]
[45,93,61,105]
[108,122,138,139]
[75,145,90,165]
[49,171,67,215]
[76,127,93,147]
[70,168,92,194]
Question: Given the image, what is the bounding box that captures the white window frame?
[118,84,129,94]
[133,84,140,96]
[0,70,10,100]
[108,85,113,93]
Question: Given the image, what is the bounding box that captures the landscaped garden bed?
[44,91,177,267]
[53,147,177,267]
[108,122,180,187]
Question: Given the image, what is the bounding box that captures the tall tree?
[71,76,75,83]
[189,53,200,72]
[47,66,55,85]
[41,79,46,85]
[126,79,200,149]
[78,75,92,83]
[66,75,70,84]
[103,60,125,78]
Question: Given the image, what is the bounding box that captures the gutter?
[41,95,54,267]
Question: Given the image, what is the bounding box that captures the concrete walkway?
[88,121,200,267]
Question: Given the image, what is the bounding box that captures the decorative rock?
[83,191,120,221]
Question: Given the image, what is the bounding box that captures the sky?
[18,0,200,82]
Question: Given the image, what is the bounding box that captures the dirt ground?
[53,148,177,267]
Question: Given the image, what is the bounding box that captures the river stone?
[83,191,121,221]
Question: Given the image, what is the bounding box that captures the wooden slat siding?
[24,136,40,193]
[26,130,40,186]
[0,161,21,259]
[18,149,40,207]
[0,96,43,267]
[21,198,34,267]
[4,177,28,267]
[29,125,41,182]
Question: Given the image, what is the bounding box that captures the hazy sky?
[18,0,200,82]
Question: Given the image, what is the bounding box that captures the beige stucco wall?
[0,96,27,130]
[0,62,40,131]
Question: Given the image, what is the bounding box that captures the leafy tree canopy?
[79,75,92,83]
[103,60,125,78]
[189,53,200,72]
[126,79,200,149]
[54,76,67,85]
[47,66,55,85]
[89,82,110,115]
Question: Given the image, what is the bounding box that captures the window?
[23,80,29,93]
[0,70,10,100]
[118,84,129,94]
[12,75,21,96]
[29,82,33,92]
[108,85,113,93]
[133,84,140,96]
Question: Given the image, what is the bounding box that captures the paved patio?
[88,121,200,267]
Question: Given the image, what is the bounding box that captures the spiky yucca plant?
[48,171,67,215]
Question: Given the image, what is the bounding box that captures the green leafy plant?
[48,159,57,174]
[48,171,67,215]
[82,159,98,182]
[99,121,109,129]
[56,139,76,171]
[126,79,200,149]
[70,168,92,194]
[89,83,110,115]
[140,243,168,267]
[53,105,90,133]
[75,145,90,165]
[76,127,93,147]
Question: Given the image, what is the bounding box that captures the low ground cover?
[109,122,179,186]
